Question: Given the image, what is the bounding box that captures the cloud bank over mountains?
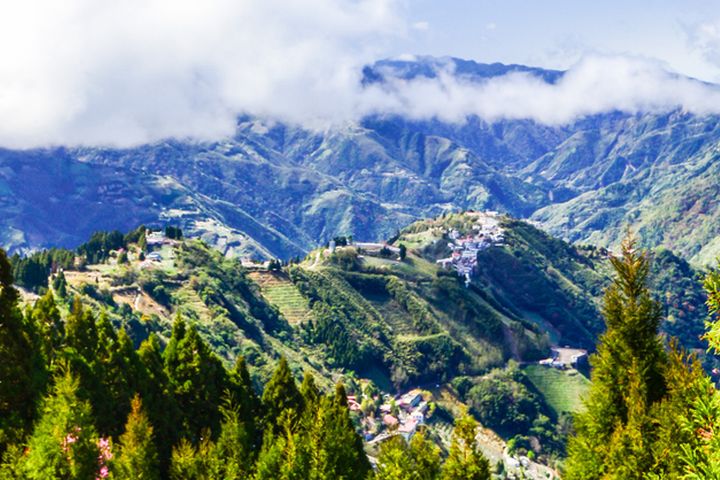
[1,0,720,148]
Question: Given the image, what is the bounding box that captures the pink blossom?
[95,465,109,479]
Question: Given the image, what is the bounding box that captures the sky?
[398,0,720,82]
[1,0,719,148]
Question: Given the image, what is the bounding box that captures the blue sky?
[396,0,720,81]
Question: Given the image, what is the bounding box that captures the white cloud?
[0,0,404,148]
[1,2,720,148]
[362,55,720,125]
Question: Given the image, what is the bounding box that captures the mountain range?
[2,56,720,265]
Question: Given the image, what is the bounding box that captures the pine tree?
[113,395,160,480]
[96,327,144,437]
[673,265,720,478]
[169,437,213,480]
[441,413,490,480]
[300,372,321,412]
[164,316,226,441]
[29,290,64,367]
[228,355,260,447]
[0,248,44,448]
[321,384,371,479]
[52,271,67,298]
[206,400,253,480]
[23,371,100,480]
[565,237,668,479]
[64,297,98,360]
[261,357,303,433]
[138,334,180,475]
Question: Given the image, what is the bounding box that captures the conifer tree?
[320,384,371,479]
[261,357,303,433]
[138,334,180,474]
[0,249,43,448]
[29,290,64,367]
[206,400,253,480]
[164,316,226,441]
[300,372,321,414]
[96,327,144,437]
[169,437,214,480]
[113,395,160,480]
[674,265,720,477]
[51,271,67,298]
[23,371,100,480]
[565,237,668,479]
[64,297,98,360]
[228,355,260,446]
[441,413,490,480]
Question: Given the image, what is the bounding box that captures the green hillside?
[6,213,711,472]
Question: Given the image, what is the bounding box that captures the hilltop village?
[434,211,506,285]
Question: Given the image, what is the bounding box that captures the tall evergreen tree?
[0,249,44,448]
[164,316,227,441]
[23,371,100,480]
[138,334,180,474]
[96,327,144,437]
[441,413,490,480]
[674,265,720,478]
[205,400,253,480]
[113,395,160,480]
[565,237,668,479]
[228,355,260,446]
[29,290,64,368]
[261,357,303,433]
[319,384,371,479]
[64,297,98,360]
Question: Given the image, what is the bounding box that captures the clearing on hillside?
[524,364,590,416]
[248,271,312,326]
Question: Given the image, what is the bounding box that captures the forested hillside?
[1,212,712,477]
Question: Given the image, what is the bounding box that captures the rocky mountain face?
[2,57,719,263]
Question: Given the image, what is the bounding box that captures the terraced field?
[249,271,312,326]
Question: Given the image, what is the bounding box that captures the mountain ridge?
[2,56,720,265]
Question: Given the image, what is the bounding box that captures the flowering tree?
[24,371,101,479]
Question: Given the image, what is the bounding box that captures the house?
[539,347,588,369]
[398,419,417,440]
[552,347,588,368]
[146,231,166,245]
[382,414,398,428]
[398,389,422,410]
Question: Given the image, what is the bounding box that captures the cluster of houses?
[348,388,429,444]
[435,212,506,285]
[538,347,588,370]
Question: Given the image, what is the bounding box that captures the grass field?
[524,364,590,416]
